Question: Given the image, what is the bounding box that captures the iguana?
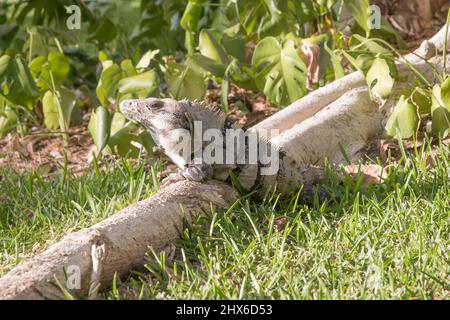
[120,98,325,198]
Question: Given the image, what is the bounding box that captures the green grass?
[0,158,162,276]
[0,143,449,299]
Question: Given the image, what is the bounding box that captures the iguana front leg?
[161,158,213,187]
[180,160,213,181]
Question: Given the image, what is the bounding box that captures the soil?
[373,0,450,50]
[0,124,94,176]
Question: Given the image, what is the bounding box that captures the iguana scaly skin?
[120,98,325,197]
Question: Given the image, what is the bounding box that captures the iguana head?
[120,98,193,140]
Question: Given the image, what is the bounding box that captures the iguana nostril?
[119,99,135,114]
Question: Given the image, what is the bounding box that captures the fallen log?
[0,25,449,299]
[0,181,236,299]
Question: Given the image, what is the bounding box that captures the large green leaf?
[180,0,205,32]
[42,88,76,130]
[440,76,450,107]
[136,49,159,69]
[431,84,450,138]
[186,54,226,77]
[0,105,18,137]
[88,17,118,43]
[252,37,307,106]
[385,95,419,138]
[108,112,140,158]
[0,55,39,109]
[199,29,229,65]
[96,63,122,107]
[165,58,205,100]
[118,70,158,99]
[88,106,111,155]
[366,58,395,100]
[344,0,370,35]
[221,34,247,63]
[29,53,70,90]
[257,12,286,39]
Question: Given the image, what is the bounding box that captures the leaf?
[165,58,205,100]
[118,70,158,99]
[431,84,450,138]
[136,49,159,69]
[344,0,370,35]
[385,95,419,138]
[199,29,229,65]
[42,88,76,130]
[252,37,307,106]
[221,34,246,63]
[324,42,345,79]
[88,106,110,155]
[42,91,59,130]
[180,0,205,32]
[441,76,450,108]
[0,55,39,109]
[120,59,137,77]
[411,87,432,114]
[29,53,70,90]
[96,63,122,107]
[228,59,258,91]
[366,58,395,100]
[88,17,118,43]
[350,34,389,54]
[59,88,77,127]
[257,12,286,39]
[237,1,265,35]
[108,112,140,157]
[139,130,155,156]
[0,105,18,136]
[292,0,316,23]
[186,54,226,77]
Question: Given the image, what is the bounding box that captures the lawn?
[0,142,448,299]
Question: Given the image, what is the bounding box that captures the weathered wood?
[0,180,236,299]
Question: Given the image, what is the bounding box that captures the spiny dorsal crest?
[181,99,240,130]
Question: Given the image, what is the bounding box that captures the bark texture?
[0,181,236,299]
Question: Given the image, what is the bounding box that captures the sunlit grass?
[0,142,448,299]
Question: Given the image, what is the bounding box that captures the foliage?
[2,0,445,156]
[339,9,450,141]
[0,0,400,156]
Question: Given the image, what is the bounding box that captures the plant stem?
[443,9,450,80]
[49,71,69,146]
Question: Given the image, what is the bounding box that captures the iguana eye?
[150,101,163,109]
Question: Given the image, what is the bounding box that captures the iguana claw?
[180,162,212,182]
[161,171,185,188]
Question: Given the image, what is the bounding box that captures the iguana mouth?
[120,98,166,121]
[119,99,138,120]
